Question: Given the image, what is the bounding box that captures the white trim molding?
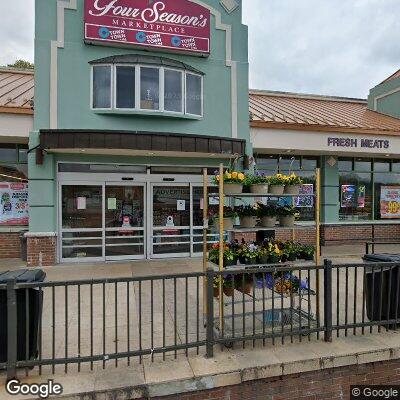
[25,232,58,238]
[374,87,400,111]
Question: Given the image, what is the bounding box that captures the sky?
[0,0,399,98]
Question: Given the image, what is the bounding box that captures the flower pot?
[269,254,280,264]
[280,215,295,227]
[237,282,252,295]
[223,183,243,195]
[284,185,300,195]
[260,216,277,228]
[259,254,269,264]
[250,184,269,194]
[223,287,235,297]
[239,216,257,228]
[269,185,285,195]
[224,256,238,267]
[214,217,234,230]
[213,287,220,298]
[302,252,315,261]
[287,253,297,262]
[239,255,257,265]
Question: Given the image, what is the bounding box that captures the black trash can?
[0,269,46,364]
[366,265,400,327]
[19,231,28,262]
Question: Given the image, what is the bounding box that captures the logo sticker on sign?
[84,0,211,56]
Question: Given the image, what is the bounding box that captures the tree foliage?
[7,60,34,69]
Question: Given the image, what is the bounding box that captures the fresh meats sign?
[84,0,211,55]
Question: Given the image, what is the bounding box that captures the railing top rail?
[330,261,400,269]
[0,271,205,289]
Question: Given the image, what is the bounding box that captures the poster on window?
[341,185,357,208]
[295,184,314,208]
[0,182,29,225]
[380,186,400,219]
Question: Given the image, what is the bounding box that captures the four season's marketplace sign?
[84,0,211,55]
[380,186,400,219]
[0,182,29,225]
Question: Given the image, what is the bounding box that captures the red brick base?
[151,359,400,400]
[27,235,56,267]
[0,232,21,258]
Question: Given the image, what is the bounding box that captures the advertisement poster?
[0,182,29,225]
[341,185,357,208]
[380,186,400,219]
[357,186,366,208]
[84,0,211,55]
[295,184,314,208]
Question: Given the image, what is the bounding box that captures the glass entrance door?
[151,184,191,258]
[105,184,145,260]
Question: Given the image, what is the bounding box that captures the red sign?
[84,0,211,55]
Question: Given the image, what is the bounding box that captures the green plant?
[223,276,235,288]
[208,206,237,223]
[268,174,286,186]
[213,277,222,289]
[212,170,246,185]
[244,172,269,185]
[235,204,258,217]
[238,243,260,263]
[208,242,237,264]
[276,205,299,217]
[285,173,303,186]
[256,202,277,217]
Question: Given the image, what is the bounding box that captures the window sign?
[107,198,117,210]
[295,184,314,208]
[341,185,357,208]
[380,186,400,219]
[177,200,186,211]
[0,183,29,225]
[84,0,211,56]
[77,197,87,210]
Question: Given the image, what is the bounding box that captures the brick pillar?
[26,233,57,267]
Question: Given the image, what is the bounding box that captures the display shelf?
[220,224,316,233]
[208,193,316,198]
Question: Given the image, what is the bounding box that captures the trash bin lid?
[0,269,46,283]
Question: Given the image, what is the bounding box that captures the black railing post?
[324,259,333,343]
[7,278,18,380]
[206,268,215,358]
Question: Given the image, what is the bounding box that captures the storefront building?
[28,0,249,266]
[0,67,32,258]
[250,71,400,245]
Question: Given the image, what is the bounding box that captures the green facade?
[30,0,250,233]
[368,75,400,119]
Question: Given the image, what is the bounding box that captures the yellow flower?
[216,175,220,181]
[231,171,238,179]
[238,173,245,181]
[227,173,232,179]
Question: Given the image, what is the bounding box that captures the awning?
[36,130,246,164]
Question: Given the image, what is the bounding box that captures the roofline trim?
[0,67,34,75]
[0,107,34,115]
[250,120,400,137]
[249,89,367,104]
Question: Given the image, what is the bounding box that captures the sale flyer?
[380,186,400,219]
[0,182,29,225]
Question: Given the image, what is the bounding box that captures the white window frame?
[185,72,204,117]
[91,64,203,117]
[163,67,185,115]
[91,64,113,110]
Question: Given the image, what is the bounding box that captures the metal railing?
[2,260,400,379]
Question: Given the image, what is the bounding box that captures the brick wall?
[151,359,400,400]
[0,232,21,258]
[27,236,56,267]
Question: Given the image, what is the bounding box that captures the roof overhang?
[37,130,246,164]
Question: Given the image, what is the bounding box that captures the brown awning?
[38,130,245,163]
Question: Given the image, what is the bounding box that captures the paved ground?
[1,243,399,378]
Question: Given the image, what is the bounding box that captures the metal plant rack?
[202,164,322,344]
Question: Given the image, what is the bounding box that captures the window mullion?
[160,67,164,112]
[135,65,140,110]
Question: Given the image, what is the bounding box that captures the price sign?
[0,182,29,225]
[380,186,400,219]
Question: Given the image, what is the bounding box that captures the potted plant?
[235,205,258,228]
[284,173,303,195]
[223,275,235,297]
[283,241,299,262]
[208,242,238,267]
[277,205,299,227]
[238,243,260,265]
[235,273,253,295]
[213,277,221,298]
[245,172,269,194]
[209,206,237,230]
[213,171,246,195]
[256,202,277,228]
[258,246,270,264]
[268,174,286,195]
[267,242,282,264]
[300,244,315,261]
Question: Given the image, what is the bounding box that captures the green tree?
[7,59,34,69]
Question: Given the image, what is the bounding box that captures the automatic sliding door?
[151,185,190,257]
[105,185,145,260]
[60,185,104,261]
